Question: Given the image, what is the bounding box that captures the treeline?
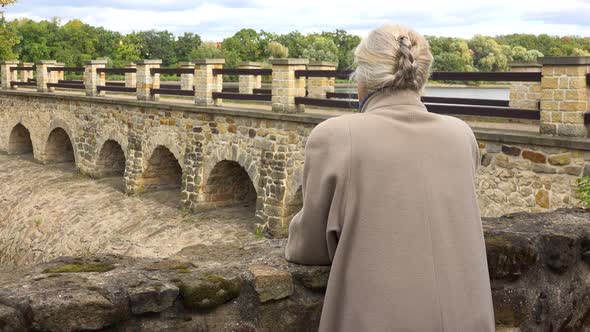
[1,17,590,71]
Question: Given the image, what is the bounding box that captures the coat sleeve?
[285,119,350,265]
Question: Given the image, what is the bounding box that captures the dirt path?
[0,154,259,267]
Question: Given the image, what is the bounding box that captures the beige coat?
[286,90,495,331]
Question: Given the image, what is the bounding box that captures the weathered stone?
[485,232,538,280]
[532,164,557,174]
[128,282,179,314]
[522,150,546,164]
[548,153,572,166]
[541,234,577,274]
[481,153,493,167]
[0,303,26,332]
[535,190,550,208]
[492,288,528,327]
[178,275,242,310]
[564,165,582,176]
[502,145,522,156]
[290,265,331,291]
[249,265,293,302]
[584,164,590,177]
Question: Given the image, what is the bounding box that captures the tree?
[0,16,19,60]
[176,32,202,62]
[131,30,177,66]
[0,0,16,6]
[221,29,262,67]
[190,42,224,60]
[302,35,338,63]
[275,31,308,58]
[511,46,543,63]
[321,29,361,70]
[468,35,509,71]
[267,41,288,58]
[112,34,141,67]
[571,48,590,56]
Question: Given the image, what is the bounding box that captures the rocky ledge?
[1,208,590,332]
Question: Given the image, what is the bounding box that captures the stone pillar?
[84,60,107,97]
[194,59,225,106]
[0,61,19,90]
[125,63,137,88]
[509,63,542,110]
[238,62,262,94]
[538,56,590,137]
[306,61,337,99]
[136,60,162,101]
[20,62,34,83]
[36,60,56,93]
[179,62,194,91]
[271,58,308,113]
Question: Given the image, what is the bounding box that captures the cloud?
[3,0,590,40]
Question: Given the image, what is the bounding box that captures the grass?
[32,217,43,228]
[43,263,115,274]
[576,176,590,207]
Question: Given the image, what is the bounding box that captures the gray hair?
[351,24,433,92]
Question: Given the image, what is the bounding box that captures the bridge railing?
[1,56,590,137]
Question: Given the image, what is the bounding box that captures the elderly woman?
[285,24,495,331]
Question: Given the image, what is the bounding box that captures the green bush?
[576,176,590,206]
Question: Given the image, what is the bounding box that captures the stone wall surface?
[0,91,589,235]
[0,209,589,331]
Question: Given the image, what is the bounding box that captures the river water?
[336,86,510,100]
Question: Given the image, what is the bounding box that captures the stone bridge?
[1,57,590,235]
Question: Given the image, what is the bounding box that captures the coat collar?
[359,89,427,113]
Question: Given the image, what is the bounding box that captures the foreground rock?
[1,208,590,331]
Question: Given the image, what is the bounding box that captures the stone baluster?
[238,62,262,94]
[125,63,137,88]
[538,56,590,137]
[179,62,194,91]
[0,61,19,90]
[36,60,56,93]
[84,60,107,97]
[136,60,162,101]
[306,61,337,99]
[270,58,308,113]
[194,59,225,106]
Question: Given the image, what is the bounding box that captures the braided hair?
[351,24,433,93]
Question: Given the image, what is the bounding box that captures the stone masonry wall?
[0,91,589,236]
[477,138,590,217]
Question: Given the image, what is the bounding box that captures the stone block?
[248,265,293,302]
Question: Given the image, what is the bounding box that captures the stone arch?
[142,128,185,170]
[138,145,183,192]
[44,127,75,164]
[94,129,129,161]
[200,160,258,210]
[8,123,34,155]
[3,116,39,157]
[197,143,260,211]
[94,139,126,178]
[202,143,260,194]
[43,118,78,165]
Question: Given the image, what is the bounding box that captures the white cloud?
[3,0,590,40]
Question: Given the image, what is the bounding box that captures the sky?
[3,0,590,40]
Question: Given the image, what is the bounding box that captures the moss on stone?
[43,263,115,274]
[178,275,242,310]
